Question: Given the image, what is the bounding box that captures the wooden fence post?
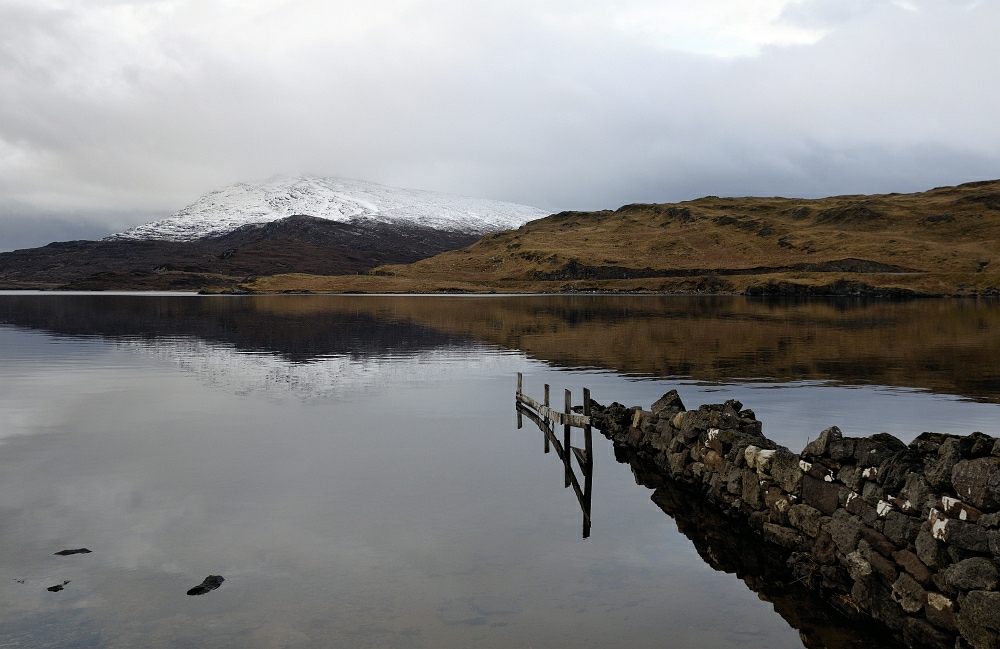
[583,387,593,537]
[516,373,523,429]
[564,389,572,488]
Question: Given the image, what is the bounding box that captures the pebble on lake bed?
[187,575,225,596]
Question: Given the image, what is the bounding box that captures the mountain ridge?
[106,176,548,241]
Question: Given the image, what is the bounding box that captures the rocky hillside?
[246,179,1000,296]
[0,216,480,290]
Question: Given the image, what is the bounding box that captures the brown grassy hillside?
[242,179,1000,295]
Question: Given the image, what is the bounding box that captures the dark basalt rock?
[187,575,225,596]
[939,557,999,592]
[952,457,1000,511]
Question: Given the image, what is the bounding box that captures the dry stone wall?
[589,390,1000,649]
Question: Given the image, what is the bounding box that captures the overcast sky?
[0,0,998,250]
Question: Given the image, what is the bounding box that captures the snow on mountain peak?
[106,177,549,242]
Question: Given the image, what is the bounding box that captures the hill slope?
[0,216,481,290]
[246,179,1000,296]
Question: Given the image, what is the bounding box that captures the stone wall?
[589,391,1000,649]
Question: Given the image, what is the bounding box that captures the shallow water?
[0,294,998,648]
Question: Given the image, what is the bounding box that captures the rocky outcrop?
[590,390,1000,649]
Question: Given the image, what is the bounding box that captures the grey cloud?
[0,0,997,249]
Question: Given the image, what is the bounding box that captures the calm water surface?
[1,295,999,648]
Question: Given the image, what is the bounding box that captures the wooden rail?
[516,372,594,538]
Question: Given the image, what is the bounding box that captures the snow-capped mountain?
[107,177,548,242]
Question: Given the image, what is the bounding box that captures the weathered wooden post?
[516,373,523,429]
[543,384,551,453]
[564,389,572,489]
[583,387,593,538]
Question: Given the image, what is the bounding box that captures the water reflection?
[1,294,998,648]
[515,382,594,538]
[617,445,903,649]
[514,380,902,647]
[2,294,1000,401]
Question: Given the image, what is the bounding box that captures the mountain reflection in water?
[1,294,999,400]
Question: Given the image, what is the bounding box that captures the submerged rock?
[187,575,225,596]
[47,581,70,592]
[54,548,91,556]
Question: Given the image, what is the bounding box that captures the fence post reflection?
[515,373,594,539]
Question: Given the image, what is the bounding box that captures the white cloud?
[0,0,997,248]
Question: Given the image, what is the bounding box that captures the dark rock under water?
[187,575,225,596]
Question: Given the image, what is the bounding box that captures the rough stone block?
[851,573,906,630]
[838,464,862,491]
[869,548,898,585]
[916,528,951,570]
[651,390,685,418]
[855,433,906,468]
[980,512,1000,529]
[807,462,834,481]
[828,438,856,462]
[847,492,877,522]
[892,572,926,613]
[960,590,1000,630]
[931,510,991,553]
[726,467,742,496]
[742,468,764,509]
[958,592,1000,647]
[762,523,806,550]
[953,457,1000,511]
[831,509,863,554]
[956,620,1000,649]
[802,426,842,458]
[884,511,922,547]
[940,496,983,523]
[844,550,873,581]
[803,474,840,515]
[812,528,838,565]
[788,504,822,537]
[926,592,958,632]
[860,525,898,558]
[668,449,689,477]
[894,549,934,587]
[765,487,791,525]
[820,564,849,591]
[770,449,804,495]
[941,557,999,592]
[902,617,955,649]
[925,438,961,490]
[862,480,886,506]
[988,530,1000,560]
